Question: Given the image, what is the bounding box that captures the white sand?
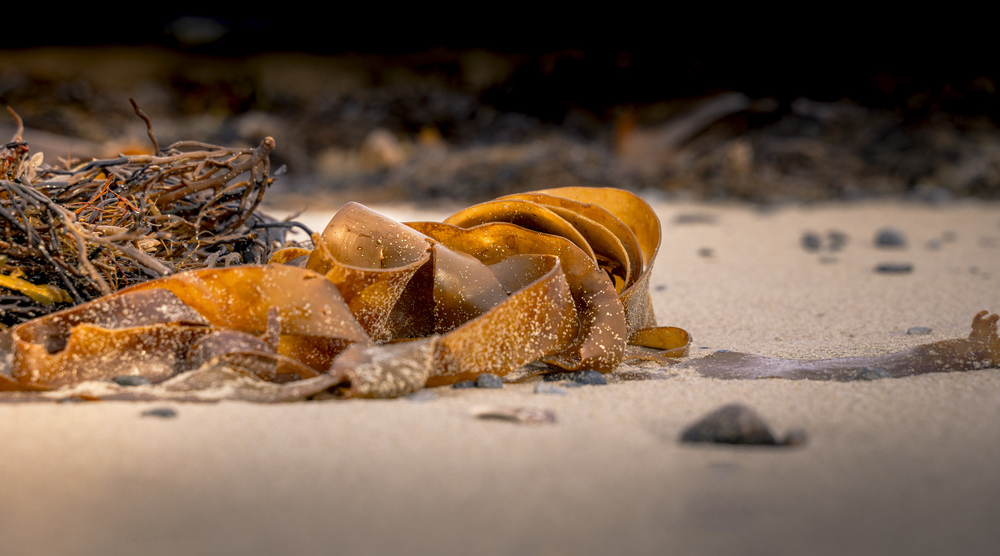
[3,198,1000,556]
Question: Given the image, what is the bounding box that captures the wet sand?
[3,198,999,556]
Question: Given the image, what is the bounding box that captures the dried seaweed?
[1,104,291,327]
[0,184,690,400]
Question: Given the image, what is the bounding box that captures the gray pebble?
[875,228,906,248]
[476,373,503,388]
[452,380,477,389]
[680,403,780,446]
[801,232,821,252]
[856,366,891,380]
[141,407,177,418]
[827,230,848,251]
[113,375,152,387]
[534,383,568,395]
[875,262,913,274]
[906,326,933,335]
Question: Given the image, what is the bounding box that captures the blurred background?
[2,9,998,207]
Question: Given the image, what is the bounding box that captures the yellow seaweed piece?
[443,199,598,261]
[124,265,373,373]
[498,192,642,293]
[409,221,626,372]
[0,272,72,305]
[306,202,432,343]
[427,254,580,386]
[10,289,212,388]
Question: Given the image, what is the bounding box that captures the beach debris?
[471,405,557,424]
[141,407,177,418]
[680,403,804,447]
[679,311,1000,381]
[0,104,292,328]
[475,373,503,388]
[1,184,690,401]
[874,227,907,248]
[875,262,914,274]
[907,326,933,335]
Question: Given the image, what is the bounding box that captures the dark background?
[2,10,998,203]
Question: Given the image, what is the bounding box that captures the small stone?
[542,372,576,382]
[534,383,568,395]
[875,262,913,274]
[452,380,477,389]
[680,403,778,445]
[801,231,821,252]
[856,366,891,380]
[698,247,714,258]
[906,326,932,336]
[113,375,152,387]
[141,407,177,418]
[475,373,503,388]
[827,230,848,251]
[874,228,906,248]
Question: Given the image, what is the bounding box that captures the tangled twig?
[0,105,296,326]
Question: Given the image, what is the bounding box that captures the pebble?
[113,375,152,386]
[875,262,913,274]
[874,228,907,248]
[534,383,569,395]
[475,373,503,388]
[452,380,477,389]
[827,230,848,251]
[856,366,891,380]
[141,407,177,418]
[906,326,933,335]
[680,403,804,447]
[801,231,821,252]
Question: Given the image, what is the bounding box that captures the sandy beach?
[3,197,1000,556]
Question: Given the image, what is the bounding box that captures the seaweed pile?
[1,104,290,327]
[1,183,690,401]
